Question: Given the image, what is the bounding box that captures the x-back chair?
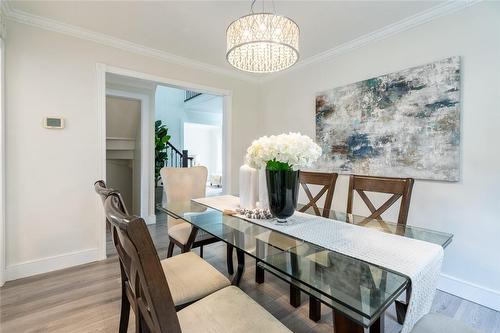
[346,174,415,324]
[254,171,339,320]
[347,174,414,225]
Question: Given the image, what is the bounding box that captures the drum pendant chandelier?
[226,0,300,73]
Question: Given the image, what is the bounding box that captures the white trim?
[105,65,232,97]
[96,63,107,261]
[97,64,233,257]
[2,5,258,83]
[0,36,5,286]
[438,273,500,312]
[5,248,100,281]
[261,0,481,82]
[146,214,156,226]
[222,94,232,195]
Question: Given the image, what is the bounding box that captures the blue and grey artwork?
[315,57,460,181]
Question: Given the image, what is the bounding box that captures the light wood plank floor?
[1,212,498,333]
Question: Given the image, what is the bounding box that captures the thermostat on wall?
[44,117,64,129]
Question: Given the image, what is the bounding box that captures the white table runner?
[193,195,443,333]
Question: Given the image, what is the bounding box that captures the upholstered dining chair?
[160,166,224,258]
[94,181,230,333]
[347,174,414,225]
[410,313,480,333]
[102,191,292,333]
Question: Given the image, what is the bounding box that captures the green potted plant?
[155,120,171,205]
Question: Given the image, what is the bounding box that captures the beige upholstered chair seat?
[161,252,230,306]
[167,216,185,229]
[410,313,480,333]
[168,218,213,245]
[178,286,292,333]
[256,231,302,251]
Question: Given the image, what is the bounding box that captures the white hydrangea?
[245,132,322,170]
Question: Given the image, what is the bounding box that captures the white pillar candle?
[258,168,269,210]
[239,164,258,209]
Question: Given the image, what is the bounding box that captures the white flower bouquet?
[245,132,322,171]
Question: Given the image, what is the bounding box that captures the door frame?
[0,37,5,286]
[96,63,233,260]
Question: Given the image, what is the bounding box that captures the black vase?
[266,169,300,223]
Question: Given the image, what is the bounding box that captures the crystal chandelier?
[226,0,299,73]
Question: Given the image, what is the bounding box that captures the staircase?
[165,141,193,168]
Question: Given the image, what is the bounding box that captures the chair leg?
[167,240,174,258]
[255,264,265,284]
[140,313,150,333]
[135,308,143,333]
[255,238,265,283]
[119,277,130,333]
[290,285,301,307]
[226,244,234,275]
[199,244,204,258]
[309,296,321,322]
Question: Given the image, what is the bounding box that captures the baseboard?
[438,273,500,311]
[145,214,156,225]
[5,248,100,281]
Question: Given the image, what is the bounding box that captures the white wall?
[4,20,262,280]
[261,3,500,310]
[184,122,222,177]
[155,86,185,150]
[155,85,223,151]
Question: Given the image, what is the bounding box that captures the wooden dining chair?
[347,175,414,225]
[256,171,339,315]
[297,171,338,218]
[346,174,415,324]
[102,191,291,333]
[95,181,230,333]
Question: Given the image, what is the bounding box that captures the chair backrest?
[297,171,338,218]
[346,175,414,225]
[103,193,182,333]
[160,166,208,202]
[94,180,129,215]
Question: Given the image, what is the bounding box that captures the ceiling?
[9,1,443,74]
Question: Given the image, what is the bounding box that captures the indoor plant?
[155,120,171,204]
[246,132,322,222]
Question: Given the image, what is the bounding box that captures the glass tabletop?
[259,242,409,327]
[298,205,453,248]
[158,200,422,327]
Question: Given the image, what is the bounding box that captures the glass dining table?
[158,199,452,333]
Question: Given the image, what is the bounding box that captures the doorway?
[184,122,223,196]
[155,85,224,196]
[105,96,141,215]
[97,64,232,260]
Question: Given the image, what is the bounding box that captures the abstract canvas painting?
[316,57,460,181]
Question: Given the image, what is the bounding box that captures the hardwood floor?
[1,212,498,333]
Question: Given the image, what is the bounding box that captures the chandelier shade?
[226,13,299,73]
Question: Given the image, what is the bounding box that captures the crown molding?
[261,0,481,83]
[1,1,481,85]
[2,3,260,83]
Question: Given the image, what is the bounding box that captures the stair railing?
[166,141,193,167]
